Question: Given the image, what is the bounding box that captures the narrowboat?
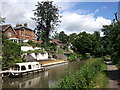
[8,62,45,77]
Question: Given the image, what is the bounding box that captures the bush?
[54,58,105,88]
[2,40,22,69]
[35,43,41,47]
[67,53,83,61]
[27,40,35,46]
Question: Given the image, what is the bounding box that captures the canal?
[1,61,85,88]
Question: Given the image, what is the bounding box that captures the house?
[14,23,38,43]
[2,24,18,42]
[2,23,42,43]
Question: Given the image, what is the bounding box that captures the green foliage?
[67,53,83,61]
[54,58,107,88]
[57,48,64,54]
[32,1,61,45]
[2,40,22,69]
[102,22,120,68]
[59,31,69,44]
[68,33,77,44]
[84,53,92,59]
[35,43,41,47]
[27,40,35,46]
[73,31,103,57]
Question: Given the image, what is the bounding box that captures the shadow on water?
[104,59,120,87]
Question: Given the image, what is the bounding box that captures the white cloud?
[1,2,36,28]
[0,1,111,36]
[56,12,111,35]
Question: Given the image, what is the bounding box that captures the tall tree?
[59,31,68,44]
[102,22,120,67]
[73,32,96,56]
[32,1,61,45]
[68,33,77,44]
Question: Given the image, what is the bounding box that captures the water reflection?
[2,61,85,88]
[0,77,2,90]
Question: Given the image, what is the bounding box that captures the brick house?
[2,23,42,43]
[2,24,18,42]
[14,23,39,43]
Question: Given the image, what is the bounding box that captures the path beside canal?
[106,59,120,88]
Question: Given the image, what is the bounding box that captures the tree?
[92,31,104,57]
[32,1,61,45]
[93,31,100,40]
[73,32,98,56]
[59,31,68,44]
[68,33,77,44]
[2,40,22,69]
[102,22,120,67]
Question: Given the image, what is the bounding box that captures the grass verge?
[53,58,108,88]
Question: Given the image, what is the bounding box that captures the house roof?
[14,26,33,31]
[2,24,11,31]
[51,39,63,45]
[2,24,39,40]
[2,24,17,35]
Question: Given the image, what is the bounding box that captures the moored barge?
[8,62,45,77]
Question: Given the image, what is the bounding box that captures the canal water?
[1,61,85,88]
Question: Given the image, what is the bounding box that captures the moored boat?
[8,62,45,78]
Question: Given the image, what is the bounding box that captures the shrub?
[67,53,83,61]
[27,40,35,46]
[54,58,104,88]
[2,40,22,69]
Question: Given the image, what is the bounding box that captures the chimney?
[16,24,20,27]
[24,23,28,28]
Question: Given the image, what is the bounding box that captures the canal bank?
[54,58,108,88]
[0,60,68,78]
[1,60,85,88]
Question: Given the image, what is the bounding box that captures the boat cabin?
[10,62,41,71]
[9,62,44,77]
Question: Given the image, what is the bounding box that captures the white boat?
[9,62,45,77]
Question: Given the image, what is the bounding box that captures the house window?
[32,36,35,40]
[8,32,12,36]
[32,36,37,40]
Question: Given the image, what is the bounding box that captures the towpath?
[106,59,120,88]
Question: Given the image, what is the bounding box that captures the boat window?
[33,65,35,69]
[21,66,26,70]
[36,64,39,68]
[28,65,31,69]
[13,65,20,71]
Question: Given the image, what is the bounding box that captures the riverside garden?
[1,1,120,88]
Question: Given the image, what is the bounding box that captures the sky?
[0,0,119,35]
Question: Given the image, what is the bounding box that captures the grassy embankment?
[53,58,108,88]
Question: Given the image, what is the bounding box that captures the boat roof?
[15,62,39,65]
